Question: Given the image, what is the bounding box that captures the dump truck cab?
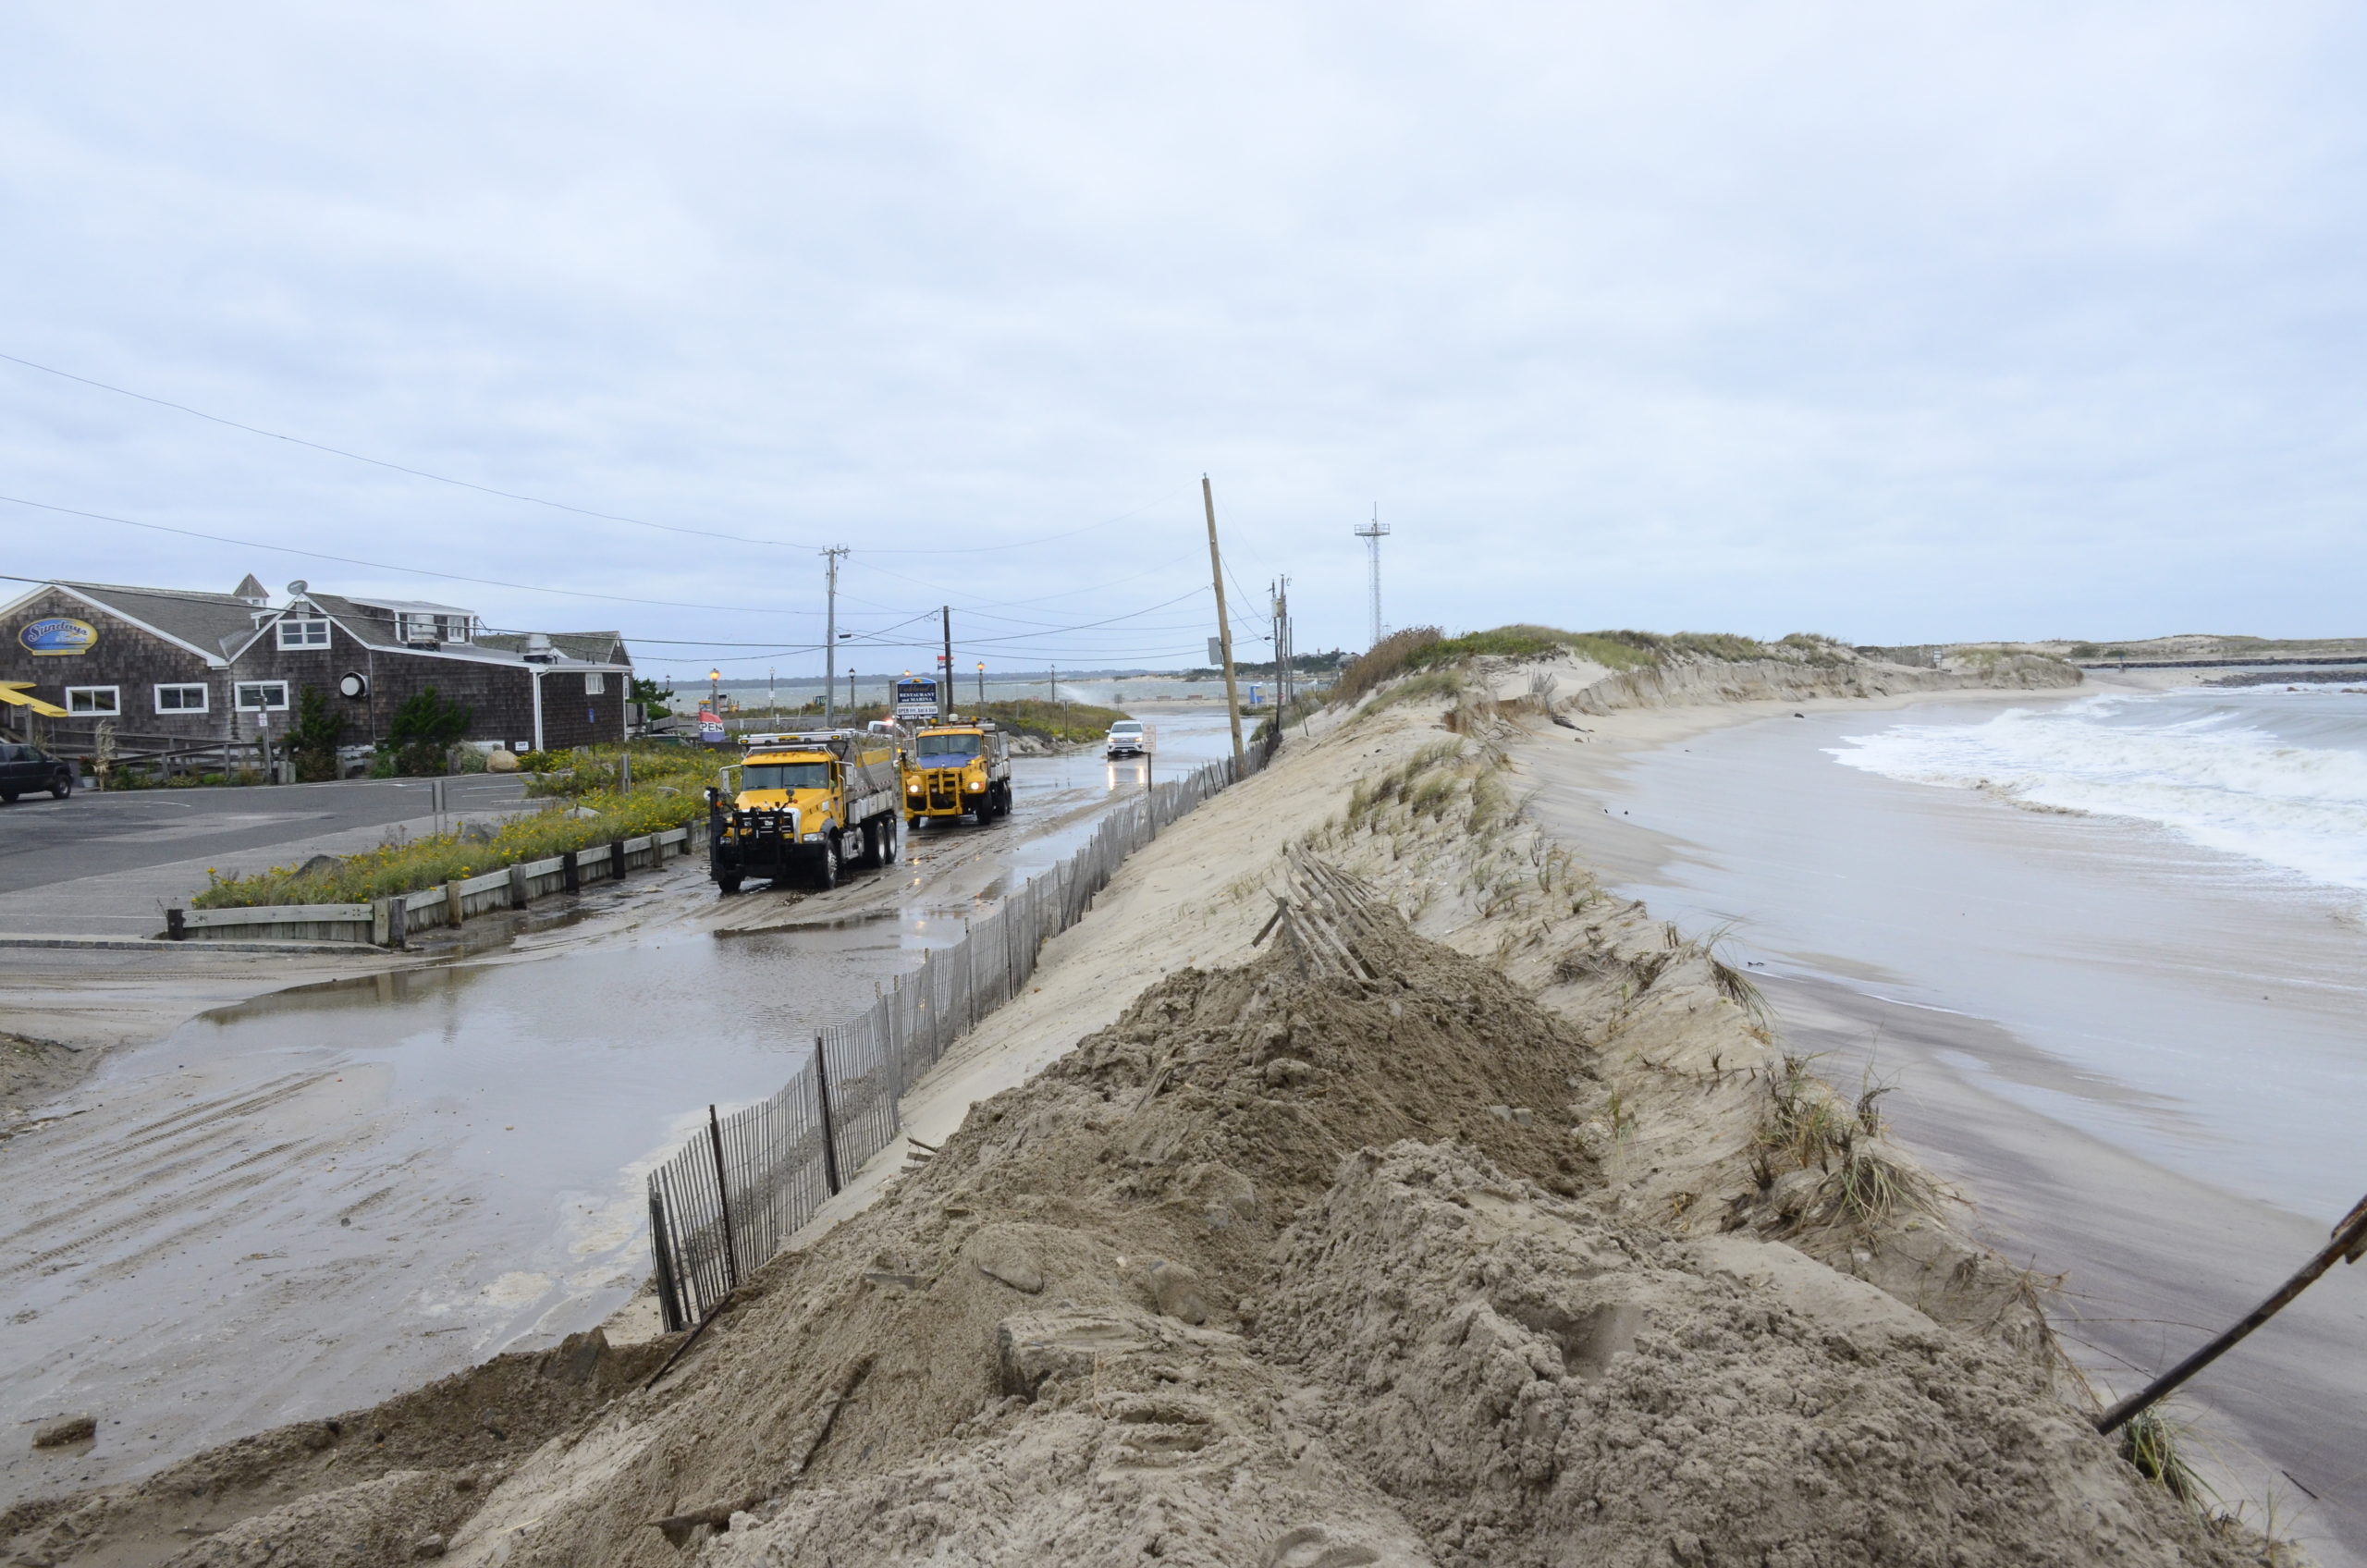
[903,719,1012,827]
[708,730,901,894]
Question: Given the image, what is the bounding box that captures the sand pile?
[15,848,2279,1567]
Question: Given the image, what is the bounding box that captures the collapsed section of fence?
[646,733,1277,1331]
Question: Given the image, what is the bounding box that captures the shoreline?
[1515,670,2366,1566]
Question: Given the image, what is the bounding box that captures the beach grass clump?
[1363,668,1466,716]
[2121,1408,2212,1510]
[1825,1145,1937,1229]
[1332,627,1446,705]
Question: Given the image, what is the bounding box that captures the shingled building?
[0,575,632,759]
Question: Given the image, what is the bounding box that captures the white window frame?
[584,672,606,694]
[65,685,120,717]
[437,614,472,644]
[154,682,210,715]
[276,616,331,649]
[234,680,291,713]
[399,613,439,644]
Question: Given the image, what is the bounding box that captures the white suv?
[1105,719,1148,758]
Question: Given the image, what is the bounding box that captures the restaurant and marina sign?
[18,617,98,656]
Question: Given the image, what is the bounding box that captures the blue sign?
[894,677,938,719]
[18,617,97,656]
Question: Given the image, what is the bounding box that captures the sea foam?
[1829,692,2367,891]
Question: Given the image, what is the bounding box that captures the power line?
[0,349,1187,560]
[0,351,828,553]
[0,493,826,616]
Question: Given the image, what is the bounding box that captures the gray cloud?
[5,1,2362,680]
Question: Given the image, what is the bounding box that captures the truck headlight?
[907,780,921,792]
[966,780,984,790]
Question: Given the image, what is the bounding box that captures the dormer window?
[437,614,472,644]
[399,613,440,644]
[276,616,330,649]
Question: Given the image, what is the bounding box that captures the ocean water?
[1829,683,2367,895]
[1528,681,2367,1560]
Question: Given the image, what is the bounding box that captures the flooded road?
[1,716,1236,1504]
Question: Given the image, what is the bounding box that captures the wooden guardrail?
[166,827,695,948]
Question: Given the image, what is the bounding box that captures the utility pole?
[1203,474,1245,769]
[822,546,847,727]
[1272,575,1292,713]
[939,606,952,720]
[1355,506,1390,649]
[976,661,986,707]
[767,666,776,718]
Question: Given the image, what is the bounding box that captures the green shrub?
[966,698,1131,744]
[286,686,345,783]
[192,783,705,908]
[386,688,472,777]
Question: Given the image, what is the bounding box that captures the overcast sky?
[5,3,2362,683]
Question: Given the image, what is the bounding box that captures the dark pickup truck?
[0,742,75,802]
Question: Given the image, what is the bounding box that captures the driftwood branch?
[2094,1191,2367,1435]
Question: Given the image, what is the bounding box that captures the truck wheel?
[50,775,73,800]
[817,843,840,890]
[880,819,901,864]
[717,874,743,895]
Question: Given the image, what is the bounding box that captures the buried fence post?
[813,1035,842,1196]
[2095,1192,2367,1435]
[706,1105,740,1289]
[561,850,580,895]
[648,1188,685,1333]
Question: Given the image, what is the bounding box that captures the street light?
[976,661,986,706]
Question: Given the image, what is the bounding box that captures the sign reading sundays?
[18,618,98,656]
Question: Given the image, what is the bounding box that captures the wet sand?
[1516,692,2367,1566]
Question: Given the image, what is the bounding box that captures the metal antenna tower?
[1354,506,1390,648]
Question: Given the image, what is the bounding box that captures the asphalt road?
[0,775,530,898]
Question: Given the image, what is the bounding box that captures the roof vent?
[522,632,558,663]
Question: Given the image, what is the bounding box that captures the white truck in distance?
[1105,719,1149,759]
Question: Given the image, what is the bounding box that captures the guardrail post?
[813,1035,842,1195]
[609,839,628,881]
[508,864,529,910]
[444,878,465,928]
[166,908,186,941]
[385,897,407,949]
[562,850,580,895]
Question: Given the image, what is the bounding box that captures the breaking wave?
[1829,692,2367,891]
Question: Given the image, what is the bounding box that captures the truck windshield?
[742,762,831,790]
[916,734,980,760]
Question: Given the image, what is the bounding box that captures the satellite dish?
[287,580,309,596]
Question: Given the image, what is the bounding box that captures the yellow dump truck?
[902,719,1012,828]
[707,730,902,893]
